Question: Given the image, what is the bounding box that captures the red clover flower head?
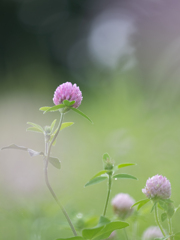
[142,174,171,200]
[53,82,83,108]
[142,226,164,240]
[111,193,135,220]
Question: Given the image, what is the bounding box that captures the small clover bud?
[44,126,51,135]
[53,82,83,108]
[111,193,135,220]
[103,153,114,170]
[74,213,85,230]
[142,175,171,200]
[142,226,164,240]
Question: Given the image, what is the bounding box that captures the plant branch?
[103,173,112,216]
[44,112,77,236]
[154,204,166,237]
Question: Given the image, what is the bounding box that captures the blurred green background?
[1,0,180,239]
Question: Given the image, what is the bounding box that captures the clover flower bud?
[44,126,51,135]
[53,82,83,108]
[142,175,171,200]
[111,193,135,220]
[103,153,114,170]
[142,226,164,240]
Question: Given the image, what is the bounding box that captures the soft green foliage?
[27,122,44,133]
[117,163,136,169]
[63,100,76,107]
[113,173,137,180]
[49,157,61,169]
[68,107,93,123]
[85,153,137,189]
[39,100,93,123]
[84,176,108,187]
[88,170,108,181]
[60,122,74,131]
[1,144,44,157]
[82,216,129,240]
[102,153,110,162]
[50,119,57,133]
[161,212,167,222]
[131,199,151,210]
[26,126,44,133]
[41,104,65,113]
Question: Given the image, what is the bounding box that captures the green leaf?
[93,231,112,240]
[63,100,76,106]
[175,205,180,213]
[82,226,104,239]
[89,170,108,181]
[167,206,175,218]
[44,104,65,113]
[60,122,74,131]
[84,176,108,187]
[131,199,150,210]
[49,157,61,169]
[98,216,111,226]
[161,213,167,222]
[113,173,137,180]
[50,119,57,133]
[117,163,136,169]
[56,237,85,240]
[82,220,129,240]
[93,221,129,240]
[69,107,93,123]
[1,144,44,157]
[158,200,168,211]
[103,153,110,162]
[27,122,44,133]
[150,202,157,213]
[39,106,51,111]
[26,127,44,133]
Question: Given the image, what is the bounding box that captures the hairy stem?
[154,204,166,237]
[168,217,173,240]
[103,173,112,216]
[44,113,77,236]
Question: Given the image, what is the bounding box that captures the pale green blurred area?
[1,70,180,239]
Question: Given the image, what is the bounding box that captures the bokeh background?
[1,0,180,239]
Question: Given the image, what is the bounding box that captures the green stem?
[154,204,166,237]
[168,217,173,240]
[103,173,112,216]
[132,220,138,240]
[44,113,77,236]
[123,228,129,240]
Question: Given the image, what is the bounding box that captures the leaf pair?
[131,199,151,211]
[1,144,61,169]
[84,162,137,187]
[56,216,129,240]
[39,100,93,123]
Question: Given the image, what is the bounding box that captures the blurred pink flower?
[53,82,83,108]
[142,226,164,240]
[111,193,135,219]
[142,175,171,199]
